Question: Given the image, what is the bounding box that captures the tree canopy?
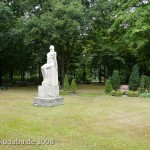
[0,0,150,85]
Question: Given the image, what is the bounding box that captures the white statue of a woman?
[41,45,58,86]
[34,45,63,107]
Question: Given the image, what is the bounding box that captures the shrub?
[140,75,150,94]
[105,79,112,94]
[115,90,124,97]
[144,76,150,93]
[111,90,123,97]
[141,92,150,98]
[63,75,70,92]
[127,91,140,97]
[71,79,77,93]
[129,64,140,91]
[111,91,116,96]
[111,70,121,91]
[140,75,145,93]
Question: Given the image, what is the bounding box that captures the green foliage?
[71,79,77,93]
[109,0,150,64]
[140,75,150,94]
[127,91,140,97]
[105,79,112,94]
[144,76,150,93]
[111,90,123,97]
[63,75,70,92]
[141,92,150,98]
[129,64,140,91]
[140,75,145,93]
[1,0,150,87]
[111,70,120,91]
[0,2,13,30]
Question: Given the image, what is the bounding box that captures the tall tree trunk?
[98,65,102,83]
[104,65,106,82]
[73,69,76,78]
[83,65,86,83]
[38,63,42,83]
[0,63,2,86]
[22,68,25,83]
[107,63,111,78]
[66,38,76,74]
[61,48,65,86]
[9,68,13,82]
[20,68,25,84]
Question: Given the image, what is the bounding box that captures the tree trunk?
[61,48,65,86]
[83,65,86,83]
[9,69,13,82]
[38,63,42,83]
[98,65,102,83]
[73,69,76,78]
[104,65,106,82]
[0,63,2,86]
[66,38,76,74]
[20,68,25,85]
[22,68,25,83]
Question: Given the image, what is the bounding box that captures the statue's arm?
[49,53,56,67]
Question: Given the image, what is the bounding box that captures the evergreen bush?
[141,92,150,98]
[127,91,140,97]
[63,75,70,92]
[144,76,150,93]
[111,70,121,91]
[71,79,77,93]
[105,79,112,94]
[140,75,150,94]
[140,75,145,93]
[129,64,140,91]
[111,90,123,97]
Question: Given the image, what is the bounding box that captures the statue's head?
[49,45,54,51]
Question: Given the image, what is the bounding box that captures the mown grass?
[0,84,150,150]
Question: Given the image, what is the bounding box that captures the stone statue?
[34,45,63,107]
[41,45,58,86]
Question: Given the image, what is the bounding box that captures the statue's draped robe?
[47,51,58,86]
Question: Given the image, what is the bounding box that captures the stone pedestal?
[34,81,63,107]
[38,85,59,98]
[34,96,63,107]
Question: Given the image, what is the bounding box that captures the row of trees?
[0,0,150,86]
[105,64,150,97]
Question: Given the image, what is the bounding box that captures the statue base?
[38,85,59,98]
[34,96,64,107]
[34,80,63,107]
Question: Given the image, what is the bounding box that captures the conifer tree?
[111,70,120,91]
[63,75,70,92]
[105,79,112,94]
[129,64,140,91]
[71,79,77,93]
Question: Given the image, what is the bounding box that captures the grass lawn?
[0,84,150,150]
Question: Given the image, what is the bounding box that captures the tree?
[129,64,140,91]
[109,0,150,75]
[1,0,149,85]
[0,2,14,85]
[105,79,112,94]
[82,0,125,81]
[111,70,120,91]
[140,75,150,93]
[63,75,70,92]
[71,79,77,93]
[140,75,145,93]
[22,0,93,85]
